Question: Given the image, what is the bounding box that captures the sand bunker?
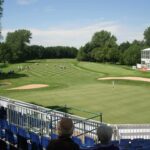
[98,77,150,82]
[9,84,49,90]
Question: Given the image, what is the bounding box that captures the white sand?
[9,84,49,90]
[98,77,150,82]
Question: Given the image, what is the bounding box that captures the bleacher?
[1,96,150,150]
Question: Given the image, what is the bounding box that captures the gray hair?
[57,117,74,136]
[97,124,113,144]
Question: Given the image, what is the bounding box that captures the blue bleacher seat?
[80,145,96,150]
[119,139,131,150]
[143,139,150,147]
[18,127,30,139]
[29,131,40,144]
[120,139,131,145]
[29,131,42,150]
[0,120,8,139]
[9,124,18,134]
[5,129,17,144]
[140,145,150,150]
[17,127,31,150]
[51,133,58,139]
[111,140,119,146]
[80,147,92,150]
[84,136,95,147]
[0,120,8,129]
[72,136,82,145]
[41,136,51,149]
[131,139,144,149]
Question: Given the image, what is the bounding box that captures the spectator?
[0,106,7,120]
[47,117,80,150]
[96,124,119,150]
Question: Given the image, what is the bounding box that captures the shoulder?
[48,139,58,144]
[68,138,80,149]
[47,139,59,150]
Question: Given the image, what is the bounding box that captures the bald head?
[57,117,74,137]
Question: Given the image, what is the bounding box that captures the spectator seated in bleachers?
[95,124,119,150]
[47,117,80,150]
[0,106,7,120]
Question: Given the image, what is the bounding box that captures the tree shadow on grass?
[0,64,8,68]
[0,72,28,80]
[30,102,73,114]
[46,105,73,114]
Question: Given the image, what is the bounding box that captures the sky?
[2,0,150,48]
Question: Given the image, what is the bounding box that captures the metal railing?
[0,96,101,140]
[113,124,150,140]
[3,96,150,141]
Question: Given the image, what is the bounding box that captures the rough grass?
[0,59,150,124]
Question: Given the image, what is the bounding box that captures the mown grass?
[0,59,150,124]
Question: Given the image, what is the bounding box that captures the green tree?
[6,29,32,62]
[77,30,119,63]
[123,40,144,65]
[0,42,12,63]
[144,26,150,46]
[91,30,119,63]
[91,47,106,62]
[77,43,92,61]
[25,45,78,60]
[119,41,131,64]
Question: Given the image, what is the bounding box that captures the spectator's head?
[97,124,113,145]
[57,117,74,137]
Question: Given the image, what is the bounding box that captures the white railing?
[113,124,150,140]
[0,96,100,140]
[1,96,150,140]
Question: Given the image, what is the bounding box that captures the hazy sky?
[2,0,150,48]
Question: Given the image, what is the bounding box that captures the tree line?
[77,27,150,65]
[1,1,150,66]
[0,29,78,63]
[0,27,150,65]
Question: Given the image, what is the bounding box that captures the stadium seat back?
[119,139,131,149]
[6,129,17,144]
[111,140,119,146]
[29,131,40,144]
[141,146,150,150]
[41,136,51,148]
[51,133,58,139]
[0,120,8,129]
[84,136,95,147]
[72,136,82,146]
[10,124,18,134]
[18,127,30,139]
